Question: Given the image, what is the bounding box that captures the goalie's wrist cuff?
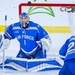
[36,41,42,48]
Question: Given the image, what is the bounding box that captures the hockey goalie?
[0,12,51,59]
[0,12,62,71]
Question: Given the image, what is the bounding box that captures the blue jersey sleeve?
[60,36,75,60]
[4,24,15,39]
[59,40,68,56]
[37,25,48,40]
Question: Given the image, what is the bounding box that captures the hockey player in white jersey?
[0,12,51,59]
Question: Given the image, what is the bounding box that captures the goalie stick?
[2,15,7,70]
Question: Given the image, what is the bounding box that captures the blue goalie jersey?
[4,21,48,58]
[59,36,75,60]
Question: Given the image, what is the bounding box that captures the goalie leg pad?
[17,47,46,59]
[33,48,46,59]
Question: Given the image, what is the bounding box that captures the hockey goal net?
[18,2,75,58]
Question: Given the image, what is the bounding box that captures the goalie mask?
[19,12,30,29]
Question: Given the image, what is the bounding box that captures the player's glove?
[40,35,52,51]
[0,34,10,52]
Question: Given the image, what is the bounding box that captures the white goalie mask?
[19,12,30,29]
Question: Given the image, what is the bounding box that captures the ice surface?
[0,69,59,75]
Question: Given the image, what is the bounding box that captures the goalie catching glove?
[37,35,52,51]
[0,34,10,52]
[41,36,52,51]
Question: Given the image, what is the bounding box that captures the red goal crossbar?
[19,3,75,15]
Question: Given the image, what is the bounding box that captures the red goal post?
[18,3,75,33]
[19,3,75,15]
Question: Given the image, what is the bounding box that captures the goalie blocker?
[0,34,10,52]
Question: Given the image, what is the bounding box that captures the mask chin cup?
[21,22,29,29]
